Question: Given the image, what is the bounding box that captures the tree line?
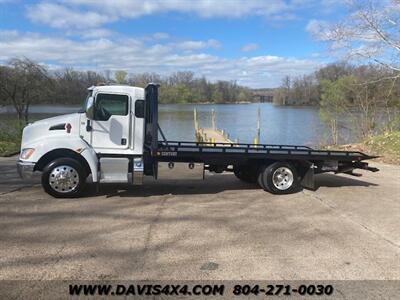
[0,58,253,124]
[274,62,400,142]
[274,63,400,107]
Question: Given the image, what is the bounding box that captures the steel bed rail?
[157,140,377,161]
[159,140,313,150]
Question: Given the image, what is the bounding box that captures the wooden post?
[194,108,199,141]
[254,107,261,144]
[194,108,198,132]
[211,109,216,130]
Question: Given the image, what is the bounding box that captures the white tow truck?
[17,84,379,198]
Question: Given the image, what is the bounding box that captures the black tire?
[234,166,258,183]
[41,158,86,198]
[257,165,269,191]
[259,162,300,194]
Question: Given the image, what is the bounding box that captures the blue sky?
[0,0,348,87]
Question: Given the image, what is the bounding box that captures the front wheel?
[41,158,86,198]
[258,162,300,194]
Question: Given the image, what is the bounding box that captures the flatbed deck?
[156,140,377,162]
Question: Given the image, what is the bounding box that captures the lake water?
[159,103,331,146]
[0,103,351,146]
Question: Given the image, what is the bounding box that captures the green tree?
[211,87,224,103]
[175,84,192,103]
[238,90,250,102]
[320,76,354,144]
[115,70,128,84]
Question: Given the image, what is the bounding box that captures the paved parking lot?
[0,156,399,280]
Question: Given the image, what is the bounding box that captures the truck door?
[90,92,131,150]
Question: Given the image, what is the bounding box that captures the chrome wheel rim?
[49,165,79,193]
[272,167,293,190]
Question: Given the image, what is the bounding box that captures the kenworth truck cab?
[17,84,379,198]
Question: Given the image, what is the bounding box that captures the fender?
[79,147,99,182]
[22,136,99,182]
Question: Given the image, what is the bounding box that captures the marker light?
[65,123,72,133]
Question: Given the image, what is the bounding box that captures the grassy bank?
[324,131,400,164]
[0,122,22,157]
[0,138,20,157]
[364,131,400,163]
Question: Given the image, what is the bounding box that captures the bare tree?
[53,67,104,105]
[0,58,52,124]
[103,69,112,83]
[168,71,195,86]
[273,76,291,105]
[308,0,400,134]
[128,72,161,87]
[314,0,400,74]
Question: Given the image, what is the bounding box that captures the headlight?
[20,148,35,160]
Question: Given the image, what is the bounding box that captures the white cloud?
[0,31,321,88]
[72,28,115,39]
[28,0,292,28]
[306,19,331,40]
[320,0,347,8]
[27,2,113,28]
[0,30,19,39]
[177,39,222,51]
[241,43,260,52]
[153,32,170,40]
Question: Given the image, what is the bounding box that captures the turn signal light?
[20,148,35,160]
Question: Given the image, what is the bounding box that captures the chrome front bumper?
[17,160,36,179]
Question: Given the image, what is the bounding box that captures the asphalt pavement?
[0,155,399,280]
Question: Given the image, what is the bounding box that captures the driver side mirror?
[85,96,95,120]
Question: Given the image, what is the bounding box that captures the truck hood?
[21,113,82,148]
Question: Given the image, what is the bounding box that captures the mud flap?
[301,164,315,190]
[352,161,379,172]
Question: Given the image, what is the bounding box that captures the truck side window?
[94,93,128,121]
[135,100,145,118]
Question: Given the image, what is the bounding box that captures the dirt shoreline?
[323,143,399,165]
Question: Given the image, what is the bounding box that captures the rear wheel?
[259,162,300,194]
[41,158,86,198]
[234,166,258,183]
[257,165,268,191]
